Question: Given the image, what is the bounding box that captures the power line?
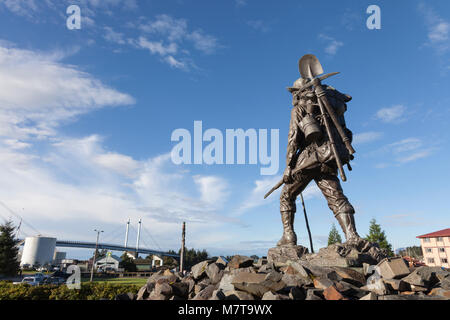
[0,201,41,235]
[101,224,125,244]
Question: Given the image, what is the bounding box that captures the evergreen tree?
[365,218,394,256]
[0,220,20,276]
[91,249,107,261]
[162,250,178,266]
[119,252,137,272]
[179,248,209,270]
[327,223,342,245]
[398,246,423,259]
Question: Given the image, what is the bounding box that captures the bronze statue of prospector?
[266,54,363,247]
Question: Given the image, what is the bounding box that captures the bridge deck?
[19,239,179,258]
[56,240,179,257]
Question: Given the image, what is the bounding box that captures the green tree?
[119,252,137,272]
[365,218,394,256]
[398,246,423,259]
[162,250,178,266]
[327,223,342,245]
[0,220,20,276]
[91,249,107,261]
[180,248,209,270]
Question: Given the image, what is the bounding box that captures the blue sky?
[0,0,449,259]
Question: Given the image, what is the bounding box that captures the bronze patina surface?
[269,54,361,248]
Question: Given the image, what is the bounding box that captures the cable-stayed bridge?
[54,240,179,257]
[1,201,179,258]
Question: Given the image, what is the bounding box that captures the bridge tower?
[135,218,142,258]
[124,219,130,249]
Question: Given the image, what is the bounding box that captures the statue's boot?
[336,212,363,245]
[277,211,297,246]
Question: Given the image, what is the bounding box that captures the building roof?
[417,228,450,239]
[96,255,121,263]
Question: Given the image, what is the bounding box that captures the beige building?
[417,228,450,268]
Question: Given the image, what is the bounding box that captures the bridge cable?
[0,200,41,235]
[101,224,125,244]
[141,225,163,252]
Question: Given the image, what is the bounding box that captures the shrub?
[0,281,140,300]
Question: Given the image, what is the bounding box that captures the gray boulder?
[191,260,210,280]
[228,255,254,269]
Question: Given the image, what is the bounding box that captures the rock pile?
[127,254,450,300]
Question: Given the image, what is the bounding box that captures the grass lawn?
[21,270,52,275]
[81,277,147,286]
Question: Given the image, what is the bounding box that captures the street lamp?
[90,229,104,282]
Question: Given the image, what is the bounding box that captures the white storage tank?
[21,236,57,267]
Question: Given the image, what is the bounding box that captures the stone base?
[267,245,309,266]
[267,240,389,268]
[301,240,389,268]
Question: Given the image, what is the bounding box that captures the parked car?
[33,273,46,281]
[51,270,70,280]
[13,276,41,286]
[43,276,66,285]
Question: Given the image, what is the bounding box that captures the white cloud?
[235,176,321,216]
[0,0,38,17]
[135,37,188,70]
[396,150,432,163]
[353,131,383,145]
[139,14,188,42]
[164,55,186,69]
[419,3,450,54]
[141,15,219,55]
[137,37,178,56]
[103,26,126,45]
[0,0,138,21]
[0,131,237,249]
[235,175,280,214]
[247,20,270,33]
[135,14,220,67]
[429,22,450,43]
[374,137,436,166]
[0,3,219,71]
[388,138,422,153]
[319,34,344,56]
[193,176,230,208]
[187,30,219,54]
[0,45,134,140]
[375,105,406,123]
[94,152,140,177]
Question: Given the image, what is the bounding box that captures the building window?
[427,258,435,264]
[424,238,430,242]
[442,258,448,264]
[437,237,443,242]
[426,248,433,253]
[439,248,445,253]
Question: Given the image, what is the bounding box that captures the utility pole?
[180,222,185,273]
[124,219,130,249]
[135,219,142,259]
[90,229,103,282]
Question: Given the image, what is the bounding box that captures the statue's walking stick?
[300,193,314,253]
